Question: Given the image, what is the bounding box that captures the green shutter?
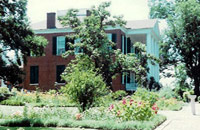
[112,33,117,50]
[127,38,131,53]
[52,36,57,55]
[127,72,130,83]
[121,35,123,52]
[124,36,127,54]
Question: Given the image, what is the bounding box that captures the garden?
[0,85,187,130]
[1,0,200,130]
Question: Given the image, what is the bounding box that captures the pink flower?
[152,104,159,114]
[75,113,82,120]
[109,104,114,110]
[138,101,142,107]
[117,110,120,116]
[122,99,126,105]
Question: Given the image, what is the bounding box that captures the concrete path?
[156,103,200,130]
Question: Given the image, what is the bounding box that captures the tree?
[0,0,47,85]
[59,2,157,89]
[149,0,200,97]
[61,55,108,112]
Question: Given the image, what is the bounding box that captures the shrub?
[198,96,200,103]
[0,97,25,106]
[109,98,157,121]
[61,56,108,112]
[156,97,183,111]
[0,109,3,119]
[47,89,57,95]
[111,90,127,100]
[132,88,159,106]
[0,87,12,102]
[0,87,10,94]
[35,87,41,103]
[158,87,178,99]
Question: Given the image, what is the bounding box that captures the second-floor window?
[107,33,117,50]
[57,36,65,55]
[53,36,66,55]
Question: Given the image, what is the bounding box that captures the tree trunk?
[193,76,200,98]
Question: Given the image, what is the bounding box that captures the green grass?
[0,114,166,130]
[0,126,71,130]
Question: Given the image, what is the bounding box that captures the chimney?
[47,12,56,29]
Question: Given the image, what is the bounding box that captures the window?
[121,72,135,84]
[30,66,39,84]
[57,36,65,55]
[53,36,75,55]
[56,65,65,83]
[107,33,117,50]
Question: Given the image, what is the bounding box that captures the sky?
[27,0,150,24]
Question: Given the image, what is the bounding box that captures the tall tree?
[59,2,157,89]
[149,0,200,96]
[0,0,47,85]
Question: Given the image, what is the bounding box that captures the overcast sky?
[27,0,150,24]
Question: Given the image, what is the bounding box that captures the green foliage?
[183,90,194,102]
[149,0,200,96]
[61,55,108,112]
[111,90,127,100]
[35,87,41,103]
[173,64,193,99]
[156,97,183,111]
[0,97,25,106]
[198,96,200,103]
[59,2,158,88]
[83,107,114,121]
[158,87,178,99]
[0,90,74,107]
[23,105,28,118]
[0,109,3,119]
[47,90,57,95]
[0,0,47,85]
[0,87,10,94]
[132,88,159,106]
[0,87,12,102]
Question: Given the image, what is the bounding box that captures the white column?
[146,33,151,79]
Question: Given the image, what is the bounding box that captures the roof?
[126,19,157,29]
[30,18,158,30]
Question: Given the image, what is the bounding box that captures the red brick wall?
[23,29,125,91]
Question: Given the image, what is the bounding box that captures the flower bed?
[0,106,166,130]
[0,90,75,107]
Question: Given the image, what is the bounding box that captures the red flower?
[122,99,126,105]
[130,99,134,105]
[152,104,159,114]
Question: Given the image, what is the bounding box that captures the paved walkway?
[156,103,200,130]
